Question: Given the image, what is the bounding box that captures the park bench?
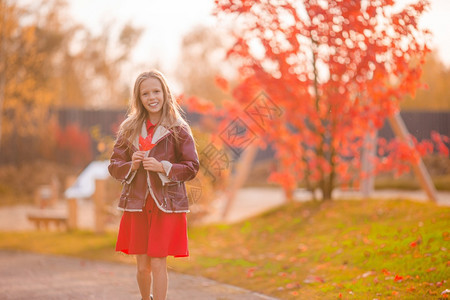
[27,214,68,231]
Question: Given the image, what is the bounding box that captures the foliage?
[53,122,93,167]
[193,0,444,201]
[0,0,61,142]
[401,52,450,110]
[0,0,142,158]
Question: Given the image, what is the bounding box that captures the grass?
[0,199,449,299]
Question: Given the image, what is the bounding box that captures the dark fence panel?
[256,111,450,162]
[56,109,449,160]
[55,109,450,141]
[378,111,450,141]
[56,109,127,136]
[2,109,446,166]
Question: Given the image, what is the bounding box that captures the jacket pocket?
[162,182,188,211]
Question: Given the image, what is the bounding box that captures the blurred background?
[0,0,449,299]
[0,0,448,226]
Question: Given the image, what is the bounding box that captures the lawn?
[0,199,448,299]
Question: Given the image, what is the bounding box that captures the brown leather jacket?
[108,122,199,213]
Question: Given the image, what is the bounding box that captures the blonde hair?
[117,70,188,145]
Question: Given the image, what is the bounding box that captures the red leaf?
[215,75,229,92]
[394,274,404,282]
[246,267,256,278]
[139,136,155,151]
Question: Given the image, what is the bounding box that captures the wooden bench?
[27,214,68,231]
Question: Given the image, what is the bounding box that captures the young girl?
[108,70,199,300]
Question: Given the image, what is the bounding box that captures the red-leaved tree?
[194,0,448,201]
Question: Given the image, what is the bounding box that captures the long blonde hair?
[117,70,188,145]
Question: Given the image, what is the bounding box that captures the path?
[0,250,277,300]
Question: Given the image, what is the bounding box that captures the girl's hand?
[131,151,146,170]
[142,157,164,173]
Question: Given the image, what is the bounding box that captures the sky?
[67,0,450,85]
[68,0,217,87]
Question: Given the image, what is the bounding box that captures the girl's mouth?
[149,102,159,107]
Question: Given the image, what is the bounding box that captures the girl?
[108,70,199,300]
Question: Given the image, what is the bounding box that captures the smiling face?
[139,77,165,123]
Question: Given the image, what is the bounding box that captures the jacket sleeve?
[108,137,137,184]
[161,126,199,182]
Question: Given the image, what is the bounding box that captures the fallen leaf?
[406,286,416,292]
[246,267,256,278]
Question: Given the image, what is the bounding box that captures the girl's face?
[140,77,165,121]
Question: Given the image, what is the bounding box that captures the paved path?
[0,250,277,300]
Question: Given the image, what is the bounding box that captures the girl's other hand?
[131,151,146,170]
[142,157,164,173]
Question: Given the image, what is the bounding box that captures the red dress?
[115,121,189,258]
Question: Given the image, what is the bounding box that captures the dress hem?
[116,249,189,258]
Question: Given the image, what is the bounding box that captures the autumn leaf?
[215,75,229,92]
[139,136,155,151]
[246,267,256,278]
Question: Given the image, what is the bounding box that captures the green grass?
[0,199,449,299]
[0,230,135,264]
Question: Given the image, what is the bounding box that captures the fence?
[0,109,448,165]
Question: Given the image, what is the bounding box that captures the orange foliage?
[185,0,449,198]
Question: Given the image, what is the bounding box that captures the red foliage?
[186,0,447,198]
[215,75,229,92]
[55,123,93,166]
[182,95,216,114]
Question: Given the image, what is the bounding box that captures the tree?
[177,25,232,106]
[401,51,450,110]
[0,0,61,142]
[210,0,437,200]
[64,21,143,108]
[0,0,142,164]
